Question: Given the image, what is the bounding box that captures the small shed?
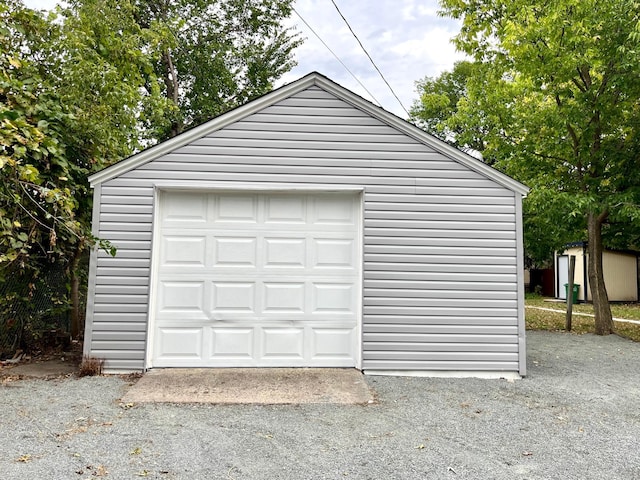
[84,72,529,377]
[556,243,639,302]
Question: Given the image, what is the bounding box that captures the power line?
[329,0,410,116]
[292,7,383,106]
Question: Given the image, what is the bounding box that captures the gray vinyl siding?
[86,85,523,373]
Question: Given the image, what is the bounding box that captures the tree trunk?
[69,244,82,338]
[586,210,614,335]
[161,48,183,137]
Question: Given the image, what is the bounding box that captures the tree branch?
[571,77,587,92]
[555,93,562,107]
[595,61,614,99]
[17,181,82,240]
[597,207,609,224]
[566,122,580,153]
[530,151,570,163]
[577,65,592,90]
[161,49,179,105]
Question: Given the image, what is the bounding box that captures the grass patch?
[525,296,640,342]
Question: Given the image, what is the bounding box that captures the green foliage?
[430,0,640,330]
[1,0,155,276]
[410,61,488,153]
[59,0,172,162]
[1,0,301,343]
[418,0,640,266]
[131,0,302,138]
[1,0,301,270]
[0,1,78,272]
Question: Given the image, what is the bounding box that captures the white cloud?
[416,3,441,17]
[400,0,417,21]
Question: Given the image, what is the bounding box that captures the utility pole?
[566,255,576,331]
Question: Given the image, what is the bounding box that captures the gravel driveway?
[2,331,640,480]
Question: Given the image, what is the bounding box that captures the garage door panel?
[262,327,305,359]
[210,328,254,358]
[312,283,356,313]
[156,328,203,359]
[264,195,307,224]
[154,324,358,367]
[311,195,356,225]
[263,282,306,312]
[213,237,257,267]
[161,236,206,266]
[313,238,357,269]
[158,281,206,314]
[264,237,306,267]
[211,282,256,312]
[152,191,360,368]
[311,328,356,359]
[215,195,258,223]
[161,192,208,223]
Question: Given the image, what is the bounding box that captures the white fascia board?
[312,76,530,197]
[88,74,319,187]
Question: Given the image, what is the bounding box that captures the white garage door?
[150,190,361,367]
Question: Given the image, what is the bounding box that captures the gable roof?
[88,72,529,195]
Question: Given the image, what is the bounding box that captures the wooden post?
[566,255,576,331]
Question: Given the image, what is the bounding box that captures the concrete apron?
[121,368,375,405]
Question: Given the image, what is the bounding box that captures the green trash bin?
[564,283,580,303]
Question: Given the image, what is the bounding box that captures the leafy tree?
[130,0,302,139]
[1,2,81,340]
[1,3,75,274]
[53,0,175,336]
[412,64,585,267]
[428,0,640,334]
[410,61,489,155]
[1,0,302,342]
[0,1,141,337]
[59,0,171,159]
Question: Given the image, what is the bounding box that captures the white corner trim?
[144,186,163,370]
[83,184,102,358]
[515,193,527,377]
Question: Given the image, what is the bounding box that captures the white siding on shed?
[85,74,527,375]
[557,246,639,302]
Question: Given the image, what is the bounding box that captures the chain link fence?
[0,261,74,357]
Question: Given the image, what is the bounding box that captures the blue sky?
[23,0,465,117]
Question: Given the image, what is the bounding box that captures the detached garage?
[84,72,529,377]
